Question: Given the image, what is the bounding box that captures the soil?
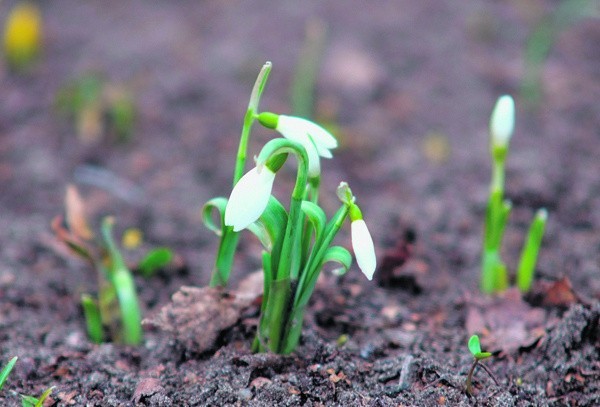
[1,1,599,406]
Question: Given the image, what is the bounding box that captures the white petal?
[351,219,376,280]
[490,95,515,147]
[224,167,275,232]
[278,115,337,156]
[275,116,322,177]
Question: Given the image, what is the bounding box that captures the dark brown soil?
[1,1,599,406]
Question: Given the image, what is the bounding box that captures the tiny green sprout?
[137,247,174,278]
[0,356,18,391]
[481,95,548,294]
[55,73,136,144]
[21,386,55,407]
[466,335,497,396]
[53,185,142,345]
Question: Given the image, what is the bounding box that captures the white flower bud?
[490,95,515,148]
[351,219,376,280]
[225,167,276,231]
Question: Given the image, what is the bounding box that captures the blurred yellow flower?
[122,228,143,250]
[3,2,42,70]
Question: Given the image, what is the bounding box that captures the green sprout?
[0,357,18,391]
[466,335,497,396]
[55,73,136,144]
[481,95,548,294]
[202,62,272,287]
[52,186,142,345]
[21,386,55,407]
[137,247,173,278]
[213,70,376,354]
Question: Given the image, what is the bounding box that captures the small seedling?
[52,185,142,345]
[55,73,136,144]
[21,386,55,407]
[466,335,497,396]
[481,95,548,294]
[3,1,42,72]
[203,62,376,354]
[0,357,18,391]
[137,247,174,278]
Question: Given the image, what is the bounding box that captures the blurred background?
[0,0,598,292]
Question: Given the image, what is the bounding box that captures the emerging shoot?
[466,335,497,396]
[52,185,143,345]
[481,95,548,294]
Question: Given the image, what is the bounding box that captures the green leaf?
[517,208,548,293]
[468,335,492,360]
[21,386,55,407]
[300,201,326,242]
[248,61,272,113]
[247,196,288,253]
[468,335,482,356]
[201,197,228,236]
[81,294,104,344]
[138,247,173,277]
[100,217,142,345]
[475,351,492,360]
[113,271,143,345]
[321,246,352,276]
[0,356,18,390]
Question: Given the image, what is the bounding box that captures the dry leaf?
[466,288,546,352]
[65,184,93,240]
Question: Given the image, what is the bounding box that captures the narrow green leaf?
[201,197,228,236]
[34,387,55,407]
[113,271,143,345]
[468,335,482,356]
[247,196,288,252]
[81,294,104,344]
[101,217,142,345]
[0,356,18,390]
[248,61,272,113]
[138,247,173,277]
[321,245,352,276]
[300,201,326,242]
[517,208,548,292]
[21,395,38,407]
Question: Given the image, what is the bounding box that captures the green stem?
[253,139,308,353]
[466,359,478,396]
[294,204,348,310]
[233,62,272,185]
[209,62,271,288]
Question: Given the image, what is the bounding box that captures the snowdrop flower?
[258,112,337,177]
[349,204,376,280]
[489,95,515,149]
[225,166,276,232]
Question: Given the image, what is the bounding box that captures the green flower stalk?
[481,95,548,294]
[224,123,375,354]
[205,62,272,287]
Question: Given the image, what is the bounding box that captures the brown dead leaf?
[466,288,547,353]
[65,185,94,240]
[542,277,578,307]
